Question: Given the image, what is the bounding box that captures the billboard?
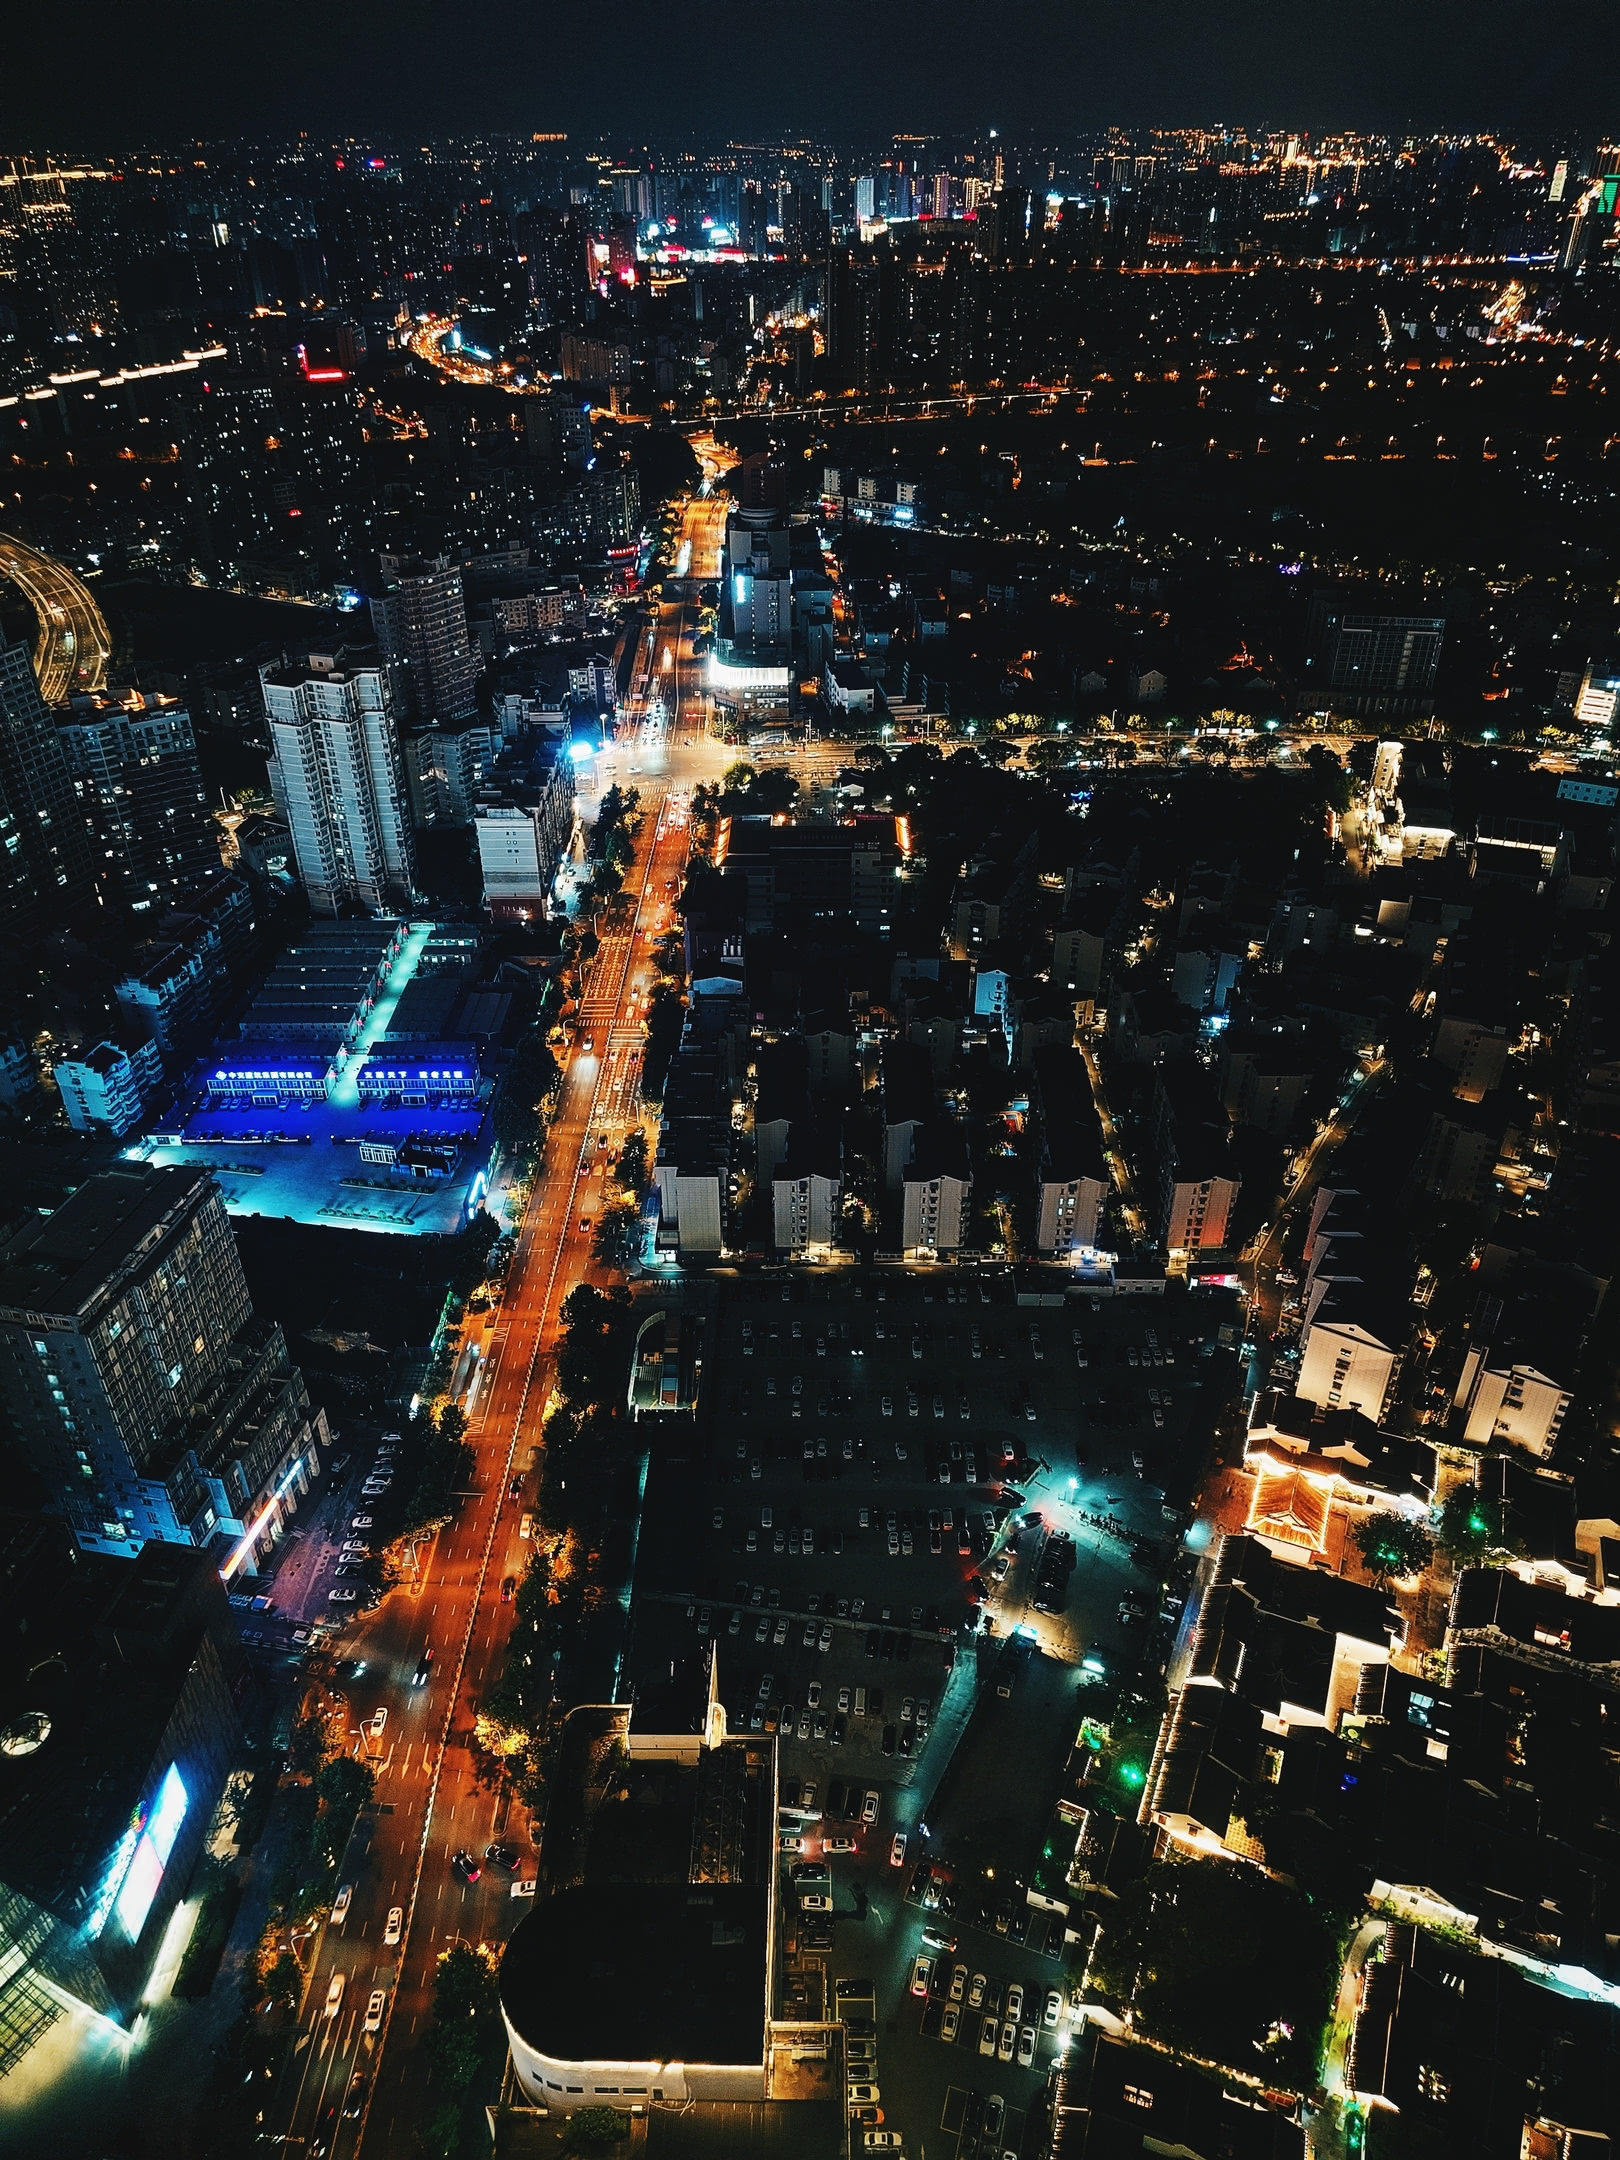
[90,1762,188,1944]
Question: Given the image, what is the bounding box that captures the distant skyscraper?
[261,648,416,914]
[0,1160,325,1561]
[57,698,219,914]
[0,635,95,939]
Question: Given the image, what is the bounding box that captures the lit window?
[1417,2065,1449,2104]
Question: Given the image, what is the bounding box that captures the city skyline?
[2,79,1620,2160]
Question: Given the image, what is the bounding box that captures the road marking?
[356,782,684,2157]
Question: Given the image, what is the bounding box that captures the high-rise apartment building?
[57,698,219,913]
[262,648,416,915]
[370,555,481,724]
[0,636,95,939]
[0,1161,325,1561]
[371,557,485,828]
[825,248,885,392]
[186,364,368,598]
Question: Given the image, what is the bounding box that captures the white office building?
[262,650,416,916]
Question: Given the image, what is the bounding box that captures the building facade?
[0,1162,324,1563]
[262,648,416,915]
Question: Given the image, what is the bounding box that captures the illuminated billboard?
[90,1762,188,1944]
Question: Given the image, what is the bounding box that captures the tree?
[593,1206,642,1272]
[1089,1859,1338,2092]
[1435,1484,1514,1564]
[565,2105,629,2150]
[1353,1511,1434,1584]
[555,1282,634,1406]
[614,1129,649,1200]
[416,2103,463,2158]
[428,1942,499,2091]
[312,1755,374,1873]
[446,1210,500,1299]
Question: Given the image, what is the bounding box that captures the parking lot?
[227,1425,403,1662]
[628,1269,1239,2156]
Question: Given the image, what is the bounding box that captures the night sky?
[2,0,1616,146]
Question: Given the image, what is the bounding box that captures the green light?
[1119,1763,1145,1789]
[1469,1513,1487,1534]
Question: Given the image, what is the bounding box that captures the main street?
[264,490,731,2160]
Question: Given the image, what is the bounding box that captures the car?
[343,2070,367,2118]
[890,1831,907,1866]
[985,2095,1006,2141]
[369,1709,388,1740]
[837,1685,852,1713]
[413,1651,433,1686]
[384,1906,403,1947]
[881,1723,897,1755]
[921,1927,956,1953]
[323,1970,346,2018]
[1006,1983,1023,2023]
[941,2003,960,2045]
[485,1842,519,1870]
[331,1884,352,1924]
[1044,1986,1063,2028]
[825,1835,856,1853]
[499,1574,518,1602]
[910,1955,933,1997]
[862,1789,881,1824]
[350,1516,373,1531]
[451,1849,481,1883]
[328,1587,357,1604]
[863,2136,904,2152]
[881,1396,893,1417]
[848,2083,881,2106]
[979,2014,998,2057]
[1018,2025,1037,2067]
[791,1860,830,1882]
[510,1879,538,1899]
[998,2020,1017,2063]
[364,1988,387,2035]
[800,1892,833,1911]
[340,1539,368,1556]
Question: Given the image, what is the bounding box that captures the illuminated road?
[0,530,111,703]
[258,490,734,2160]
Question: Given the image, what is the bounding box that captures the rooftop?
[500,1880,769,2072]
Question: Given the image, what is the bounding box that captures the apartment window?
[1123,2084,1153,2110]
[1417,2064,1449,2104]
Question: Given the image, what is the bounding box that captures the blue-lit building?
[0,1522,243,2071]
[355,1041,481,1106]
[203,1049,332,1105]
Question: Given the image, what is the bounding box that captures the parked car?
[889,1832,907,1866]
